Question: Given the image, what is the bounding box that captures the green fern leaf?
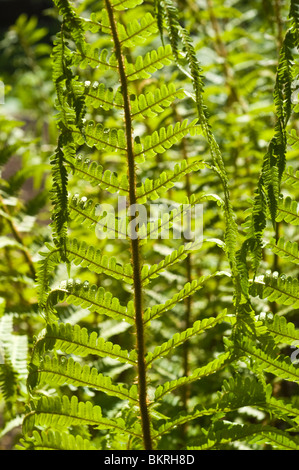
[276,195,299,225]
[154,351,232,402]
[28,355,138,402]
[64,238,134,283]
[37,239,134,306]
[265,315,299,346]
[131,83,185,119]
[46,279,135,324]
[39,321,137,365]
[134,119,202,160]
[268,395,299,425]
[84,82,124,111]
[19,429,97,450]
[118,12,157,47]
[110,0,143,11]
[237,337,299,383]
[69,195,128,240]
[67,155,129,195]
[53,0,85,51]
[141,242,197,285]
[144,275,229,324]
[136,160,206,203]
[81,9,111,34]
[142,192,223,243]
[125,44,173,81]
[250,271,299,308]
[23,395,139,438]
[146,309,228,367]
[73,121,127,154]
[267,236,299,265]
[155,375,268,439]
[188,422,299,450]
[73,44,118,70]
[282,165,299,189]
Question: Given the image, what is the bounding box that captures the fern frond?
[46,279,135,324]
[217,375,268,409]
[36,245,61,307]
[37,239,134,306]
[155,376,268,439]
[141,242,198,286]
[110,0,143,11]
[136,160,206,203]
[154,351,232,402]
[49,139,70,252]
[19,429,97,450]
[237,1,298,279]
[84,82,124,111]
[38,321,137,365]
[125,44,173,81]
[130,83,185,119]
[53,0,85,48]
[143,275,229,324]
[80,8,110,34]
[145,310,228,367]
[0,315,28,380]
[118,12,157,47]
[28,355,138,402]
[188,422,299,450]
[276,195,299,225]
[23,395,140,438]
[267,236,299,265]
[74,44,118,70]
[265,315,299,346]
[67,155,129,195]
[0,315,28,411]
[250,271,299,308]
[73,121,127,154]
[283,165,299,189]
[63,238,134,283]
[237,337,299,383]
[69,195,128,240]
[268,395,299,425]
[290,0,299,45]
[134,119,202,161]
[143,192,223,243]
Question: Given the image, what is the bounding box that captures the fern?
[267,237,299,264]
[36,322,137,365]
[45,279,135,324]
[238,1,299,281]
[283,165,299,189]
[250,271,299,308]
[276,195,299,225]
[18,429,97,450]
[9,0,298,452]
[188,422,299,450]
[22,394,139,438]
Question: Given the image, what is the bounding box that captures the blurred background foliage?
[0,0,298,449]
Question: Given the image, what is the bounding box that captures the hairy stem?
[105,0,152,450]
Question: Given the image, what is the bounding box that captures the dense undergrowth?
[0,0,299,450]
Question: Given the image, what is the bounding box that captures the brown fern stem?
[105,0,152,450]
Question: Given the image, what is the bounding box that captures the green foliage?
[0,0,299,452]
